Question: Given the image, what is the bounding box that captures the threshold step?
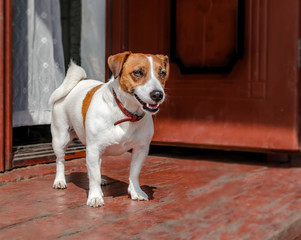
[13,139,86,168]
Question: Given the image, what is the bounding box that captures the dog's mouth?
[133,93,160,113]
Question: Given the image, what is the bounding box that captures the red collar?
[112,89,145,126]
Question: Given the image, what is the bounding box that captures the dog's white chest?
[102,124,147,156]
[103,141,134,156]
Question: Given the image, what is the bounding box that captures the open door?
[107,0,301,152]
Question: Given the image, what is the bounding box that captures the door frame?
[0,0,12,172]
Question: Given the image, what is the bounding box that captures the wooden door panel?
[173,0,242,70]
[108,0,300,151]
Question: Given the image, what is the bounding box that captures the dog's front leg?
[86,145,104,207]
[128,146,149,201]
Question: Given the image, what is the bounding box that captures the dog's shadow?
[67,172,156,200]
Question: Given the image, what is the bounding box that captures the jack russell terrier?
[49,52,169,207]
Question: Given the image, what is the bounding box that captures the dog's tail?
[49,60,87,105]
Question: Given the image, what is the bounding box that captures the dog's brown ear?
[156,54,169,67]
[156,54,170,78]
[108,51,131,78]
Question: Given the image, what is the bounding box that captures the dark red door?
[107,0,301,151]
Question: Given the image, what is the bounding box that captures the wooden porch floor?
[1,150,301,239]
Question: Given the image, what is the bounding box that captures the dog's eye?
[159,70,167,79]
[133,70,144,78]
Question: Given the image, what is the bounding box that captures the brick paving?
[1,151,301,239]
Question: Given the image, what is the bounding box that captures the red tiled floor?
[1,151,301,239]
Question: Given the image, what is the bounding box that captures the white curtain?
[12,0,65,127]
[81,0,106,81]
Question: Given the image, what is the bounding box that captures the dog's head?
[108,52,169,114]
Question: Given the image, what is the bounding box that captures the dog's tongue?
[148,103,158,108]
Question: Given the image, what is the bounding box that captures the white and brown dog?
[49,52,169,207]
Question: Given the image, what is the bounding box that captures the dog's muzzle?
[133,92,162,113]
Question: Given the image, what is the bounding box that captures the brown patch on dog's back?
[82,84,102,127]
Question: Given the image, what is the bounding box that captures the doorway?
[11,0,83,167]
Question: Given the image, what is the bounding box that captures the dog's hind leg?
[52,124,75,189]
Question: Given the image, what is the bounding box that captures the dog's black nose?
[150,90,164,102]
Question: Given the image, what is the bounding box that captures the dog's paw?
[87,195,104,207]
[128,184,148,201]
[53,179,67,189]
